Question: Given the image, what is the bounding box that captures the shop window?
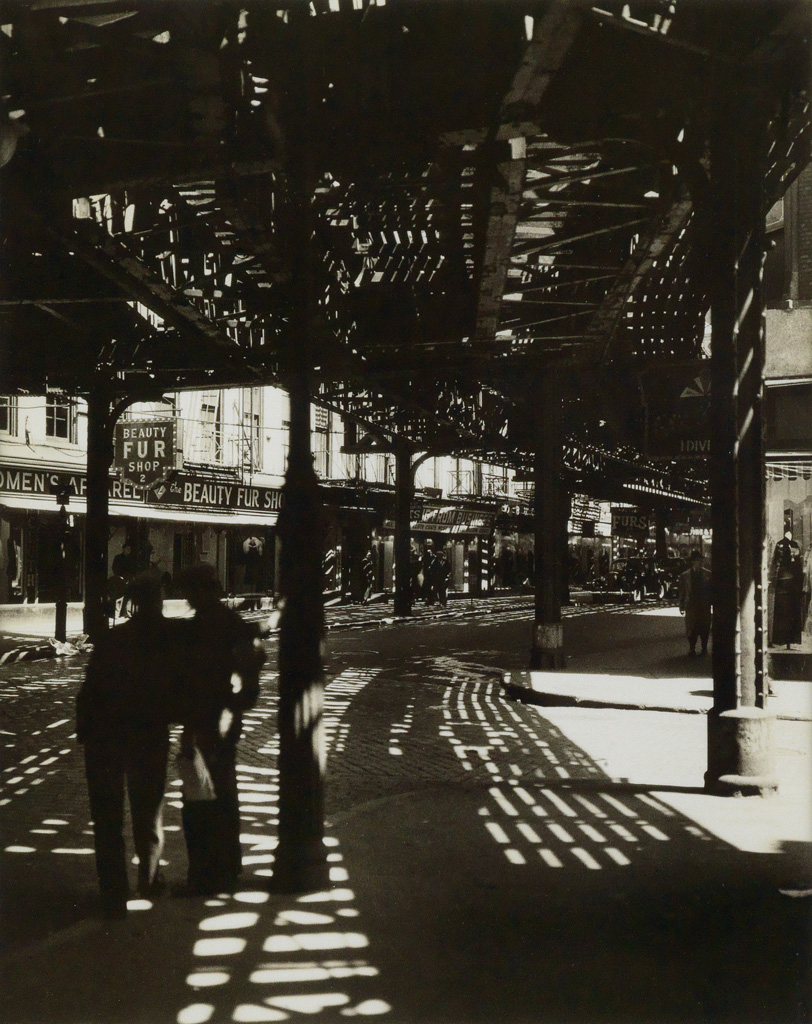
[45,395,77,442]
[0,396,18,435]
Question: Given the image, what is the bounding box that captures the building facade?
[0,383,541,606]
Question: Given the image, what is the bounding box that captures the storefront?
[0,463,283,603]
[383,500,497,596]
[569,496,612,584]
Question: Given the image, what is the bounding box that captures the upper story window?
[242,388,262,472]
[200,397,222,463]
[0,396,18,435]
[45,395,78,443]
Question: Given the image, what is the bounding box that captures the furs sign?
[114,419,175,488]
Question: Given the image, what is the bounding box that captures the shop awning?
[0,493,278,527]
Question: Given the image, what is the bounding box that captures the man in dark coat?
[176,563,265,895]
[433,549,451,607]
[678,550,712,656]
[76,574,175,919]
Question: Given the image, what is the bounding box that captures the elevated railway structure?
[1,0,809,886]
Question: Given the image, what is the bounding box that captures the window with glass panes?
[0,396,18,435]
[45,395,77,441]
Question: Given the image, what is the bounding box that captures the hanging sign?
[611,507,650,539]
[114,419,175,488]
[642,362,711,459]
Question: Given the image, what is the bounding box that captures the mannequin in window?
[770,529,804,649]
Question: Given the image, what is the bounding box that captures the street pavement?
[1,602,810,1024]
[0,593,536,662]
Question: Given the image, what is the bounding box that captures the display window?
[765,463,812,653]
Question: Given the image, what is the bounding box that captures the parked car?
[609,557,671,602]
[659,556,690,599]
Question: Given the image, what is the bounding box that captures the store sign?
[611,507,650,539]
[642,362,711,459]
[114,419,175,488]
[569,496,611,537]
[384,503,495,537]
[0,463,283,518]
[149,473,283,513]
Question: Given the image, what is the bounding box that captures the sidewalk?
[1,620,809,1024]
[503,669,812,721]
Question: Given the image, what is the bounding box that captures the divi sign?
[114,419,175,488]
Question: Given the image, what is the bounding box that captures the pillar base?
[530,622,564,670]
[704,707,778,796]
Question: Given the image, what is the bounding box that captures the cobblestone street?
[1,604,810,1024]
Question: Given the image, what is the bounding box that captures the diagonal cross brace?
[68,219,249,358]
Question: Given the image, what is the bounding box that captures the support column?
[274,372,329,891]
[84,386,114,642]
[54,500,69,642]
[530,375,565,669]
[560,489,571,606]
[393,444,414,617]
[705,87,775,795]
[272,7,328,891]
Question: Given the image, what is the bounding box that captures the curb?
[500,678,812,722]
[501,677,706,715]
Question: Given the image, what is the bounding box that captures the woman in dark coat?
[770,531,804,648]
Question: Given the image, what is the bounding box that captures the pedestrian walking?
[422,545,437,605]
[678,550,712,656]
[361,549,375,605]
[410,549,422,602]
[175,563,266,896]
[110,540,134,618]
[434,549,451,607]
[76,574,175,919]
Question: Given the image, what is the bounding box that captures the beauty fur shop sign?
[114,419,175,488]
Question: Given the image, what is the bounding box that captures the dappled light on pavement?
[174,668,391,1024]
[433,672,722,872]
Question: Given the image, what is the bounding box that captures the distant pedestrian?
[76,574,175,919]
[361,549,375,605]
[422,546,437,605]
[434,550,450,607]
[175,564,265,896]
[410,550,422,602]
[110,541,135,618]
[678,550,712,656]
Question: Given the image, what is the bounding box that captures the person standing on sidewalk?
[361,549,375,605]
[76,574,175,919]
[434,549,450,607]
[678,550,712,656]
[175,563,265,896]
[422,545,438,605]
[109,541,135,619]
